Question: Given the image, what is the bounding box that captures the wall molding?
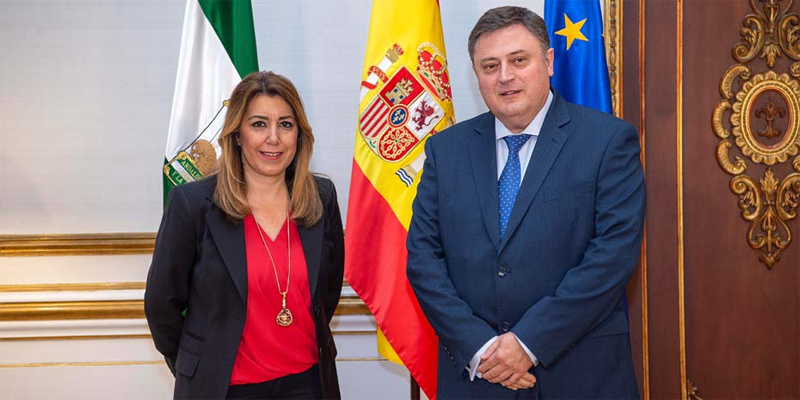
[0,230,351,257]
[0,334,154,342]
[0,233,156,257]
[0,358,388,369]
[0,294,368,322]
[605,0,622,118]
[0,282,146,292]
[0,314,375,340]
[1,300,145,321]
[0,361,164,369]
[0,330,378,342]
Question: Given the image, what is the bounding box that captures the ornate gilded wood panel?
[713,0,800,268]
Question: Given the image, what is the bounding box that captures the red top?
[230,215,319,385]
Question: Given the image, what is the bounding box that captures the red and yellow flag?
[345,1,455,398]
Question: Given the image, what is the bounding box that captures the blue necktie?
[499,134,532,237]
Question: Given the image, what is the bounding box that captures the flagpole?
[410,376,421,400]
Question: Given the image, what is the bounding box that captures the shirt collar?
[495,90,554,141]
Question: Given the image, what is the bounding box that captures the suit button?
[313,306,320,316]
[497,266,507,277]
[501,321,510,332]
[318,346,323,356]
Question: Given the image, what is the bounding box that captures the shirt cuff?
[466,336,498,381]
[511,332,539,367]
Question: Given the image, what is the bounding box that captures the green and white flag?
[163,0,258,203]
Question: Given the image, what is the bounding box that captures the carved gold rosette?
[713,0,800,268]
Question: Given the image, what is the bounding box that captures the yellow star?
[555,14,589,50]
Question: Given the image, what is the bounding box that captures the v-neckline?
[254,215,289,243]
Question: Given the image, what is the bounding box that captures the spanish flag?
[345,1,454,398]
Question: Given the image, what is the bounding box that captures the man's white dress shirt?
[466,90,554,381]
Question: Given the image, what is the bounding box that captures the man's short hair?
[468,6,550,63]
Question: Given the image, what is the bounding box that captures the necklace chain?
[254,205,291,302]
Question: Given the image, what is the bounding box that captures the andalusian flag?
[345,1,454,398]
[545,0,612,113]
[163,0,258,203]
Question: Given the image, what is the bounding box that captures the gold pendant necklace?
[255,204,293,327]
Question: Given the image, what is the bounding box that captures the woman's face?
[238,94,299,181]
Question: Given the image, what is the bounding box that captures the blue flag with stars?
[545,0,612,114]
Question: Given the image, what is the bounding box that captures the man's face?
[472,23,554,133]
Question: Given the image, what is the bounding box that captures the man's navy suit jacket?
[407,91,645,399]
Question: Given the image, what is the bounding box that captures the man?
[406,6,645,400]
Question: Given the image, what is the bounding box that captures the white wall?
[0,1,545,399]
[0,0,543,234]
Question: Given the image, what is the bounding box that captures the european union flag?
[545,0,612,113]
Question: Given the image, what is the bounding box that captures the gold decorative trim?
[687,379,704,400]
[730,72,800,165]
[0,358,388,368]
[713,0,800,268]
[0,361,163,369]
[676,0,687,399]
[333,296,371,315]
[0,335,153,342]
[0,301,145,321]
[605,0,622,117]
[0,233,156,257]
[0,281,350,292]
[730,168,800,267]
[638,0,650,397]
[334,357,387,362]
[640,231,650,400]
[333,330,378,336]
[0,231,348,257]
[0,331,377,342]
[0,282,146,292]
[732,0,800,69]
[0,295,369,321]
[715,140,747,175]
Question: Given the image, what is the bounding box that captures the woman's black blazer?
[144,174,344,399]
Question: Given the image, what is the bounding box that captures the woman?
[145,71,344,400]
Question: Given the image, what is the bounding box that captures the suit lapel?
[203,182,324,304]
[298,221,323,299]
[205,207,248,304]
[499,93,571,253]
[469,113,501,251]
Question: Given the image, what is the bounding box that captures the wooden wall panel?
[622,0,646,397]
[682,0,800,398]
[641,0,683,398]
[622,0,800,398]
